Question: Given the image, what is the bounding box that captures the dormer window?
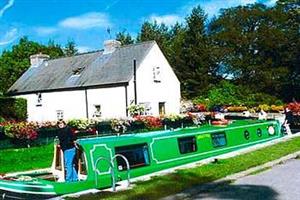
[72,67,84,76]
[153,66,161,83]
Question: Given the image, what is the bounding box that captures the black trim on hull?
[0,189,56,200]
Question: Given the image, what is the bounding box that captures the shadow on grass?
[170,180,279,200]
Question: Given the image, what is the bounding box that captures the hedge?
[0,97,27,120]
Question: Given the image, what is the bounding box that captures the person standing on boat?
[57,120,78,182]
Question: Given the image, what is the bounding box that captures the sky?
[0,0,277,53]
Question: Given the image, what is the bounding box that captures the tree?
[64,40,78,56]
[209,3,299,100]
[137,21,172,57]
[115,31,134,45]
[0,37,64,95]
[178,6,219,98]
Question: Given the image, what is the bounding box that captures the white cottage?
[8,40,181,122]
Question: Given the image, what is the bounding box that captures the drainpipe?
[125,85,128,117]
[85,88,89,119]
[133,59,137,105]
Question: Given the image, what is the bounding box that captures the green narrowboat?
[0,120,283,199]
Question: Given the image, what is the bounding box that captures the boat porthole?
[244,130,250,140]
[268,126,275,135]
[257,128,262,137]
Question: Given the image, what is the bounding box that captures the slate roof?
[8,41,156,95]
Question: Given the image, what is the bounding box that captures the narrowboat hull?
[0,120,284,198]
[0,179,56,199]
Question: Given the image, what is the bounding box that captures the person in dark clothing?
[57,120,78,182]
[285,108,293,124]
[284,108,293,135]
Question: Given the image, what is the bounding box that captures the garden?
[1,95,300,150]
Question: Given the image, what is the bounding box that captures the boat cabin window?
[244,130,250,140]
[211,132,227,148]
[178,136,197,154]
[115,143,150,171]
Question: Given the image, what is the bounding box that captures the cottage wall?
[127,44,181,116]
[18,86,127,122]
[18,91,86,122]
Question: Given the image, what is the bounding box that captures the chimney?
[103,40,121,54]
[30,53,50,67]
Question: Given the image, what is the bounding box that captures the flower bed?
[287,102,300,115]
[0,114,204,148]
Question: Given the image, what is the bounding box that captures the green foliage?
[116,31,135,45]
[64,40,78,56]
[127,104,145,116]
[209,3,299,101]
[193,81,282,109]
[67,119,89,130]
[0,97,27,120]
[0,37,64,95]
[14,98,27,120]
[137,21,173,59]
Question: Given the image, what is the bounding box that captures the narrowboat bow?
[0,120,284,199]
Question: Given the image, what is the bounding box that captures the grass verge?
[73,136,300,200]
[0,144,53,174]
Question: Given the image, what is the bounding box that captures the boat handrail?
[112,154,131,187]
[94,157,116,191]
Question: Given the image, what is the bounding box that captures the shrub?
[0,116,5,123]
[193,81,283,109]
[111,119,131,133]
[287,102,300,115]
[258,104,271,112]
[67,119,89,130]
[3,122,38,141]
[134,116,162,130]
[227,106,248,112]
[14,98,27,120]
[270,105,284,112]
[96,121,113,134]
[0,97,27,120]
[127,104,145,117]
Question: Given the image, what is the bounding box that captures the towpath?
[164,159,300,200]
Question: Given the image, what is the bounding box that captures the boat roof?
[77,120,277,146]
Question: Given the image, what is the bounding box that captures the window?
[92,105,102,119]
[139,102,152,115]
[153,66,161,82]
[244,130,250,140]
[211,132,227,148]
[72,67,85,76]
[36,93,42,107]
[56,110,64,120]
[257,128,262,137]
[115,144,150,171]
[159,102,166,115]
[178,136,197,154]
